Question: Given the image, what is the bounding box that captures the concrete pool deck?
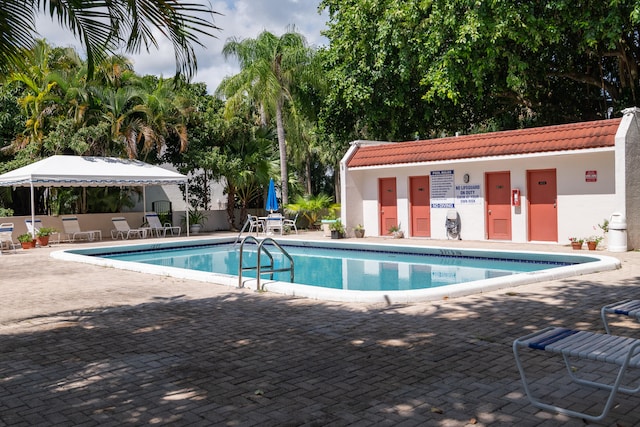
[1,231,640,426]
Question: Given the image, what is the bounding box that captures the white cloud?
[34,0,328,93]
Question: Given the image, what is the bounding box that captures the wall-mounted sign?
[455,184,481,204]
[430,170,455,208]
[585,170,597,182]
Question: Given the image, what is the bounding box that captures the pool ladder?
[237,236,294,291]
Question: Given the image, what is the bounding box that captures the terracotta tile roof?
[346,118,621,168]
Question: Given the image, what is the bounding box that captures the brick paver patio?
[1,233,639,426]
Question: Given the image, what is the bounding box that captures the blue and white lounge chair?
[601,299,640,334]
[144,212,181,237]
[25,218,61,245]
[513,326,640,422]
[61,216,102,242]
[111,217,145,239]
[0,222,16,254]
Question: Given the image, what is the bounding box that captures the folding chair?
[602,299,640,334]
[513,326,640,422]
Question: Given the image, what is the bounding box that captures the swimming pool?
[51,237,621,303]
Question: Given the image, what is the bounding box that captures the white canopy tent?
[0,155,190,236]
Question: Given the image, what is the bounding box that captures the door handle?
[488,210,492,215]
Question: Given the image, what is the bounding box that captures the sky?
[35,0,329,93]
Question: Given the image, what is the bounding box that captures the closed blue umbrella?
[265,178,279,213]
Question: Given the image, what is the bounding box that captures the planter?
[321,220,337,237]
[37,236,49,247]
[571,242,583,250]
[330,230,343,239]
[190,224,202,234]
[21,240,36,249]
[392,231,404,239]
[354,229,365,238]
[587,241,598,250]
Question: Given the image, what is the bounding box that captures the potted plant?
[17,233,36,249]
[36,227,57,247]
[388,224,404,238]
[329,219,345,239]
[569,237,584,250]
[354,224,365,238]
[183,209,207,234]
[586,235,603,250]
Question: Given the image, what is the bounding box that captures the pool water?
[101,242,570,291]
[54,237,619,303]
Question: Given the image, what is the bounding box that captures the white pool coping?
[51,237,622,304]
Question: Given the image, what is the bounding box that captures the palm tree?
[217,29,312,205]
[0,0,219,80]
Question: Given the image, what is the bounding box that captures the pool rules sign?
[585,170,597,182]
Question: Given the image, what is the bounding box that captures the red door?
[409,176,430,237]
[379,178,397,235]
[528,169,558,242]
[486,172,512,240]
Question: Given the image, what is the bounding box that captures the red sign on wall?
[585,170,597,182]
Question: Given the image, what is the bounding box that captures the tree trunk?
[226,183,236,231]
[276,97,288,205]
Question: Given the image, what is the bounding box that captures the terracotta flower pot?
[21,240,36,249]
[37,236,50,247]
[571,242,583,250]
[587,241,597,250]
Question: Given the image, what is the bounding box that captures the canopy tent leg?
[30,182,36,238]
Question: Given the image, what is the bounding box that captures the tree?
[217,29,314,205]
[0,0,220,80]
[319,0,640,140]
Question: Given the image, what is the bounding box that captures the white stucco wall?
[342,149,616,244]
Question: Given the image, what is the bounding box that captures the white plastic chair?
[145,212,181,237]
[247,215,265,235]
[110,217,145,239]
[25,218,61,245]
[283,213,299,234]
[61,216,102,242]
[265,213,283,235]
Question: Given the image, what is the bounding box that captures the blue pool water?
[98,241,572,291]
[54,238,619,303]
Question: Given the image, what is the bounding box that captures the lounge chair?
[265,213,284,235]
[247,215,265,235]
[283,213,298,234]
[601,299,640,334]
[61,216,102,242]
[111,217,146,239]
[144,212,181,237]
[513,326,640,422]
[25,218,61,245]
[0,222,17,254]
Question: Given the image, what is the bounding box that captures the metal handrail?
[237,236,294,290]
[256,238,294,291]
